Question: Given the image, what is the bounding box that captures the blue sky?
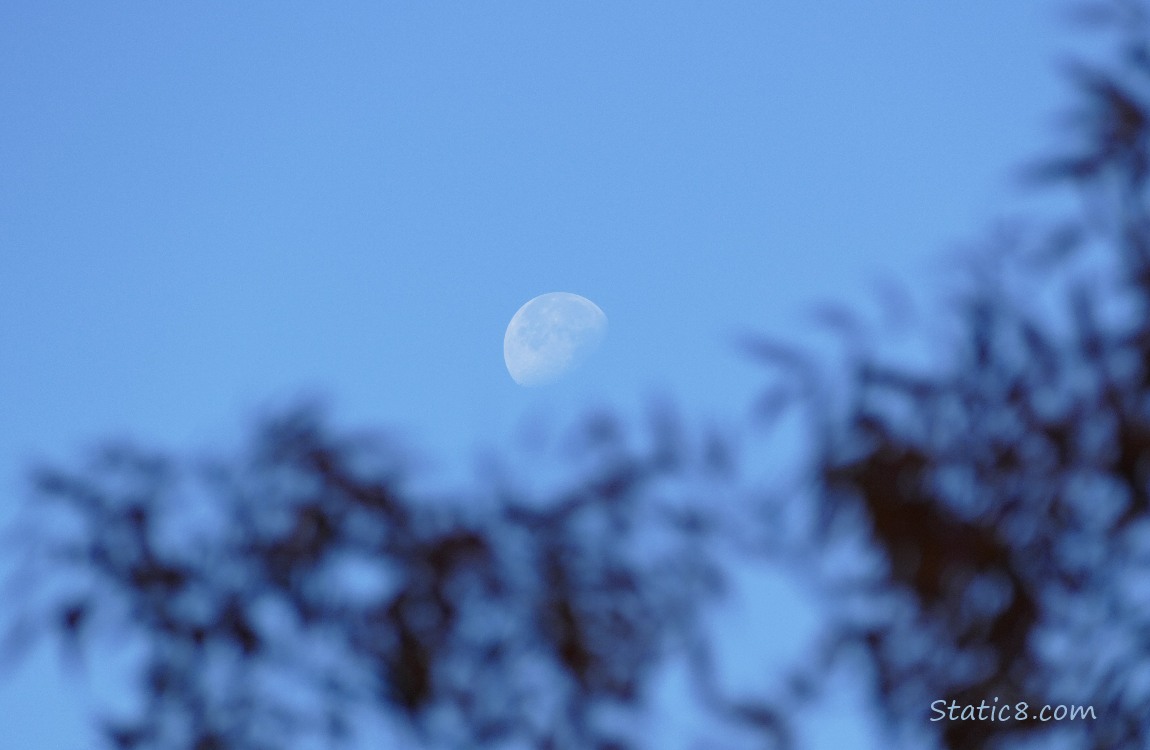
[1,1,1088,747]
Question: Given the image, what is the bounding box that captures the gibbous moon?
[504,292,608,386]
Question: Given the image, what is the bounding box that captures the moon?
[504,292,608,386]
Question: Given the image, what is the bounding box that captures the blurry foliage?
[9,2,1150,748]
[4,406,745,749]
[792,2,1150,747]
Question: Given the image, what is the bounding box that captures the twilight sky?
[0,1,1090,747]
